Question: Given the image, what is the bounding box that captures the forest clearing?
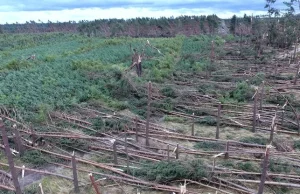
[1,2,300,193]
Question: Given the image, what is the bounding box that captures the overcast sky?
[0,0,283,24]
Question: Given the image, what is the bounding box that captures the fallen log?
[232,179,300,188]
[186,180,234,194]
[0,184,15,191]
[24,145,138,180]
[0,163,73,180]
[214,177,256,194]
[50,162,199,194]
[89,145,161,162]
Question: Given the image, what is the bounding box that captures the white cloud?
[0,7,266,24]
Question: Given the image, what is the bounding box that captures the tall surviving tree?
[230,15,237,35]
[264,0,300,49]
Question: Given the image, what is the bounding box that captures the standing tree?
[230,15,237,35]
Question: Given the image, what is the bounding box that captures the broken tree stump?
[146,81,152,146]
[0,119,22,194]
[176,144,179,159]
[89,173,101,194]
[72,152,79,193]
[39,183,44,194]
[191,113,195,136]
[293,61,300,85]
[125,136,129,172]
[225,142,229,159]
[269,108,278,144]
[12,126,24,156]
[135,117,139,142]
[30,126,37,146]
[216,103,221,139]
[258,145,271,194]
[252,90,258,133]
[167,144,170,161]
[113,140,118,165]
[260,81,265,110]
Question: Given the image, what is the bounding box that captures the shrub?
[189,109,210,116]
[196,116,217,126]
[267,74,294,80]
[108,100,129,110]
[130,160,207,183]
[212,75,243,82]
[194,141,224,151]
[23,183,39,194]
[104,118,127,131]
[240,136,268,145]
[220,160,235,168]
[3,60,32,70]
[164,116,186,123]
[71,59,104,71]
[43,55,56,62]
[92,118,104,131]
[224,34,236,42]
[198,83,215,94]
[21,150,47,167]
[58,138,89,151]
[230,81,254,102]
[33,103,51,123]
[161,86,177,98]
[294,140,300,150]
[250,72,265,85]
[267,94,294,105]
[236,161,258,172]
[0,191,14,194]
[161,97,175,111]
[269,159,292,173]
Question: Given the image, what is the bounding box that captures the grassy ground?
[1,32,300,193]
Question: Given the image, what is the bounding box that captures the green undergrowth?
[294,140,300,150]
[221,159,260,173]
[0,191,14,194]
[0,33,232,124]
[20,150,48,167]
[91,117,129,133]
[164,116,186,123]
[20,149,68,168]
[269,158,293,174]
[129,160,208,183]
[196,116,218,126]
[194,141,224,151]
[240,136,269,145]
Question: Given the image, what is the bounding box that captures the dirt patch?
[19,165,64,189]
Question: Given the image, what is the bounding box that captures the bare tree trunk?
[0,120,22,194]
[260,81,265,110]
[89,173,101,194]
[269,109,277,144]
[125,136,129,172]
[167,145,170,161]
[293,61,300,85]
[146,81,152,146]
[13,127,24,156]
[191,113,195,136]
[176,144,179,159]
[252,91,258,133]
[258,147,270,194]
[72,153,79,193]
[225,141,229,159]
[113,141,118,165]
[216,103,221,139]
[135,117,139,142]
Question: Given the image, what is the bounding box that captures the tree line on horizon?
[0,0,299,50]
[0,15,222,37]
